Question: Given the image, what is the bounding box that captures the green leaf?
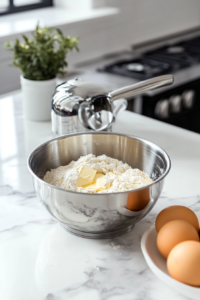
[22,35,29,43]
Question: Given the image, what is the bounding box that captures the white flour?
[43,154,152,193]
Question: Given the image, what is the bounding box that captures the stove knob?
[155,99,169,119]
[182,90,195,108]
[169,95,182,113]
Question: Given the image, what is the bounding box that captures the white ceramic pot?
[20,75,57,121]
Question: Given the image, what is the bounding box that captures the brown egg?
[155,205,199,232]
[167,241,200,286]
[157,220,199,259]
[127,187,150,211]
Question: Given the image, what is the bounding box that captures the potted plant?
[6,25,79,121]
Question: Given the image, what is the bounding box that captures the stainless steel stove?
[99,36,200,134]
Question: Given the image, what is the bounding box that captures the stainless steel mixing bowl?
[28,132,171,239]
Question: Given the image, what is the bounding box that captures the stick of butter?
[93,172,105,181]
[82,182,97,191]
[81,173,104,191]
[96,176,111,190]
[77,165,97,187]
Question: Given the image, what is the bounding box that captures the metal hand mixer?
[51,75,173,136]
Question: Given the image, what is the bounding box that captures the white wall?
[104,0,200,46]
[131,0,200,44]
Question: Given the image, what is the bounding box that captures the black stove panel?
[142,78,200,134]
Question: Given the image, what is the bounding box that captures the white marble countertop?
[0,90,200,300]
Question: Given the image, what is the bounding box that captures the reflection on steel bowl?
[27,132,171,239]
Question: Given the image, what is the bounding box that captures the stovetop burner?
[99,57,171,80]
[126,63,144,72]
[99,36,200,80]
[166,46,185,54]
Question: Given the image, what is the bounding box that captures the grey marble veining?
[0,90,200,300]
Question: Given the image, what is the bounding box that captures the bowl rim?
[27,131,171,195]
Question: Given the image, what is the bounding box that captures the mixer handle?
[108,75,174,101]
